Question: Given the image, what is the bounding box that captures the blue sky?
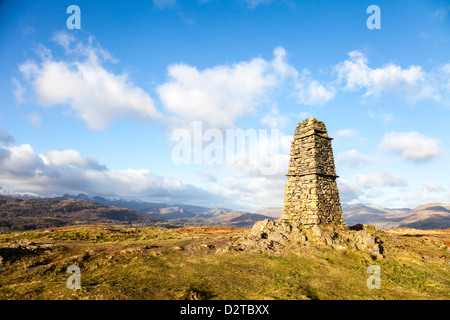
[0,0,449,210]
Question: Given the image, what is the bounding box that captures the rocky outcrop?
[228,219,384,259]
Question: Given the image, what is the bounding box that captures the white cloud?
[298,112,310,119]
[219,173,285,208]
[368,110,394,124]
[0,143,228,206]
[230,130,291,177]
[158,47,284,129]
[424,181,445,192]
[18,32,161,131]
[173,127,293,208]
[336,128,358,139]
[41,149,106,171]
[336,50,438,103]
[218,129,292,207]
[12,78,26,103]
[379,131,442,162]
[429,63,450,106]
[295,70,335,106]
[355,171,406,188]
[336,149,372,168]
[51,31,75,52]
[270,46,297,78]
[268,47,336,106]
[337,178,361,202]
[0,144,45,178]
[158,46,333,129]
[260,106,288,128]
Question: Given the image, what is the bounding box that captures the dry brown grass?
[385,228,450,247]
[34,224,123,232]
[387,228,450,234]
[174,226,248,234]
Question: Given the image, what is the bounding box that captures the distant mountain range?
[0,198,161,232]
[342,202,450,230]
[0,193,276,230]
[0,190,449,230]
[250,202,450,230]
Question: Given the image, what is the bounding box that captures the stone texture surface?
[281,118,344,226]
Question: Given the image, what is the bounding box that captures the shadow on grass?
[183,285,216,300]
[0,247,41,263]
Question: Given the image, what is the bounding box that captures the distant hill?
[397,203,450,229]
[49,194,233,218]
[146,207,198,220]
[0,194,271,229]
[207,211,275,228]
[252,206,283,219]
[0,198,162,232]
[342,203,411,229]
[250,202,450,230]
[343,202,450,229]
[2,190,448,230]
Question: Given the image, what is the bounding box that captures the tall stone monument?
[281,118,344,226]
[232,118,384,259]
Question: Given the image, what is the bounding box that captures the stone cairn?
[229,118,385,259]
[281,118,344,226]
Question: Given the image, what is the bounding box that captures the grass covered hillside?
[0,225,448,300]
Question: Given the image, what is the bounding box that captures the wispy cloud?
[11,78,26,103]
[355,171,406,188]
[337,178,361,202]
[260,106,289,129]
[368,109,394,123]
[336,149,373,168]
[424,181,445,192]
[242,0,273,9]
[336,128,358,139]
[153,0,176,10]
[295,73,335,106]
[28,112,43,128]
[433,6,449,20]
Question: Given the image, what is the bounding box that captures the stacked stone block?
[281,118,344,226]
